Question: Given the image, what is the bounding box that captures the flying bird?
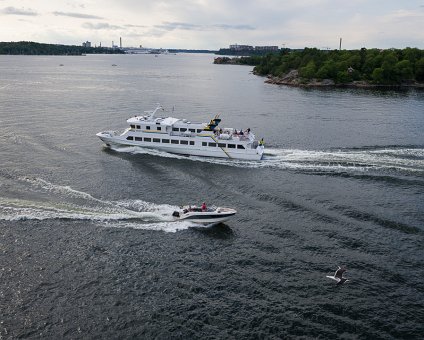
[326,266,349,285]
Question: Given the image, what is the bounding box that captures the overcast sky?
[1,0,423,49]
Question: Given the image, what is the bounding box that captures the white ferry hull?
[97,133,264,161]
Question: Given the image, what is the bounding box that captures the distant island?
[214,47,424,88]
[0,41,219,56]
[0,41,125,55]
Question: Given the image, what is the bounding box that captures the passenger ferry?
[96,105,265,160]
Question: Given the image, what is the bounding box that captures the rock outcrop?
[263,70,424,88]
[214,57,240,65]
[264,70,336,87]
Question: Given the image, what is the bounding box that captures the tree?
[394,60,413,81]
[336,71,351,83]
[415,57,424,81]
[299,60,316,79]
[372,68,384,84]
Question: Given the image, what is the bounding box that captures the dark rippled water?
[0,54,423,339]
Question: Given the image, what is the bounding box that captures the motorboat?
[96,104,265,160]
[172,206,237,225]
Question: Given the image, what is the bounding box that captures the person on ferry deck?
[201,202,207,211]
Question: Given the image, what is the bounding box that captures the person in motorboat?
[172,204,237,224]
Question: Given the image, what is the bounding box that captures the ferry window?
[130,125,135,129]
[202,142,207,146]
[189,141,195,145]
[144,137,151,142]
[126,136,134,140]
[171,140,179,144]
[162,139,170,143]
[228,144,236,149]
[172,128,179,132]
[157,127,162,131]
[180,140,188,145]
[153,138,160,143]
[237,145,245,149]
[135,137,142,141]
[208,142,216,147]
[180,128,187,132]
[136,125,141,129]
[218,143,226,148]
[146,126,151,130]
[189,129,195,133]
[197,129,202,133]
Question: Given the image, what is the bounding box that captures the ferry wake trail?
[111,144,424,178]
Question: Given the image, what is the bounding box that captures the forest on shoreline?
[215,48,424,87]
[0,41,124,55]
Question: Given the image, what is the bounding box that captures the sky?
[0,0,423,49]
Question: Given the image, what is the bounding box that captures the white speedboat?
[172,206,237,225]
[96,104,265,160]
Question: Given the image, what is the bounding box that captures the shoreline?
[263,74,424,89]
[214,57,424,90]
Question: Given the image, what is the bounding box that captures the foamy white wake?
[111,145,424,175]
[0,177,200,233]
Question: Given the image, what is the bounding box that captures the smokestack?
[339,37,342,50]
[120,37,122,48]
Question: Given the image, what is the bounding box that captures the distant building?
[229,44,279,52]
[229,44,254,51]
[254,46,279,52]
[82,41,91,48]
[217,43,281,56]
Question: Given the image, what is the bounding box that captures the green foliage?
[395,60,413,80]
[372,68,384,84]
[299,60,316,78]
[416,58,424,81]
[250,47,424,85]
[0,41,125,55]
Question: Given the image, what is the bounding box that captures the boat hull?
[174,207,237,225]
[97,132,264,161]
[179,212,236,224]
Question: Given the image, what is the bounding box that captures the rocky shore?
[262,70,424,89]
[213,57,245,65]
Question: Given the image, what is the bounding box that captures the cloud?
[2,6,38,16]
[213,24,255,30]
[124,24,147,28]
[155,22,201,31]
[53,11,103,19]
[82,22,123,30]
[154,21,256,32]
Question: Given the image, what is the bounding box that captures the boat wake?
[110,145,424,178]
[0,177,199,233]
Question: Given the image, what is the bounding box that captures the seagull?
[326,266,349,285]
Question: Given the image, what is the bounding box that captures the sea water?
[0,54,423,339]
